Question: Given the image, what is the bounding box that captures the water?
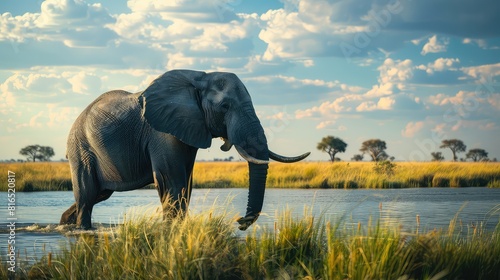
[1,188,499,262]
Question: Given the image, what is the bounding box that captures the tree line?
[9,141,495,163]
[317,136,493,162]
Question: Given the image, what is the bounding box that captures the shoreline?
[1,161,499,191]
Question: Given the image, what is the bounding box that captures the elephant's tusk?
[269,150,310,163]
[220,138,233,152]
[235,146,269,165]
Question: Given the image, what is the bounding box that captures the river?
[1,187,499,262]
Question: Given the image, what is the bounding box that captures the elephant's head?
[140,69,310,230]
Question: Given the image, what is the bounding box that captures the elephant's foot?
[237,213,260,231]
[60,203,78,225]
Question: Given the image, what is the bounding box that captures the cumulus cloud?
[67,72,102,94]
[27,0,116,47]
[258,0,500,60]
[412,58,468,85]
[401,121,424,138]
[0,0,262,71]
[110,0,261,60]
[423,58,459,74]
[420,35,448,55]
[427,90,499,125]
[462,63,500,84]
[364,58,413,97]
[295,94,362,119]
[356,96,395,111]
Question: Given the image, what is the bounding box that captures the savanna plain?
[2,161,500,279]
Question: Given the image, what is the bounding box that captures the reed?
[1,161,499,191]
[3,204,499,279]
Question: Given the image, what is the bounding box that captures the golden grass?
[1,162,71,191]
[2,161,499,191]
[3,205,499,279]
[194,161,500,189]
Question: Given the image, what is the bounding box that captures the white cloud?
[356,96,395,111]
[364,58,413,97]
[377,96,395,109]
[421,35,448,55]
[110,0,261,59]
[295,94,362,119]
[463,38,490,49]
[401,121,424,138]
[67,72,102,94]
[423,58,460,74]
[428,90,481,106]
[462,62,500,83]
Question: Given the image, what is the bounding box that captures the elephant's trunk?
[229,117,269,230]
[238,162,268,230]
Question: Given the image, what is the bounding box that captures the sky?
[1,0,499,162]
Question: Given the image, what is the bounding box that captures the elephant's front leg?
[153,169,194,220]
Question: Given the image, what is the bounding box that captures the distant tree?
[351,154,364,161]
[440,139,466,162]
[19,145,55,162]
[431,152,444,161]
[360,139,387,162]
[466,148,488,162]
[317,136,348,162]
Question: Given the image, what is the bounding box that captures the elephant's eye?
[220,102,230,112]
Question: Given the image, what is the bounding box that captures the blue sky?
[1,0,499,162]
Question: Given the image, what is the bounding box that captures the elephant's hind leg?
[60,203,77,225]
[70,160,109,229]
[60,190,114,226]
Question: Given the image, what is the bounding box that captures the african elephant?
[60,69,309,230]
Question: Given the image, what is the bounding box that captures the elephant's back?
[67,90,151,181]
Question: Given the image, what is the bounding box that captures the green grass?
[2,205,499,279]
[1,161,500,191]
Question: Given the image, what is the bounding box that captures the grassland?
[3,206,499,279]
[1,161,500,191]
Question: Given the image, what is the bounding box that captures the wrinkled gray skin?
[60,70,309,230]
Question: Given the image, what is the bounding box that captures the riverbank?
[2,207,499,279]
[1,161,499,191]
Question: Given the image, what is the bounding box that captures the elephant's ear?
[141,70,212,148]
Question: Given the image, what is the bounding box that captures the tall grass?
[1,162,71,191]
[2,161,499,191]
[194,162,500,189]
[3,205,499,279]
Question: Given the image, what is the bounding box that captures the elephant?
[60,69,310,230]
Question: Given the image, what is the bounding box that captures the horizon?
[1,0,499,162]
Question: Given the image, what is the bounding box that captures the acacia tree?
[351,154,364,161]
[317,136,347,162]
[440,139,466,162]
[466,148,488,162]
[360,139,388,162]
[19,145,55,162]
[431,152,444,161]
